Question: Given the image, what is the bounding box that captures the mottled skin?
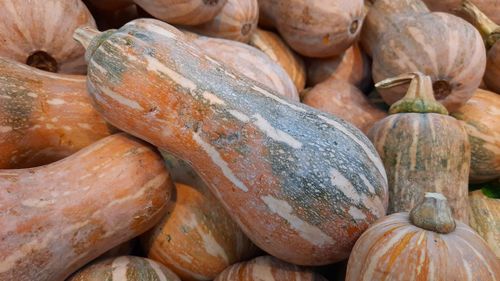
[469,189,500,258]
[0,58,113,169]
[74,19,388,265]
[422,0,500,24]
[0,134,173,281]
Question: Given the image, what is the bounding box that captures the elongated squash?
[469,187,500,258]
[0,133,173,281]
[73,19,388,266]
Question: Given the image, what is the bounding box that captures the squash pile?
[0,0,498,280]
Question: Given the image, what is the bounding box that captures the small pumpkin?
[346,192,500,280]
[0,0,96,74]
[215,256,328,281]
[469,186,500,258]
[0,133,173,281]
[258,0,365,58]
[302,79,386,133]
[368,72,471,222]
[451,89,500,183]
[67,256,180,281]
[422,0,500,24]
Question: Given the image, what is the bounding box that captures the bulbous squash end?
[73,27,116,62]
[410,192,456,234]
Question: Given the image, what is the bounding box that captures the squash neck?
[73,27,116,62]
[409,192,456,234]
[460,0,500,49]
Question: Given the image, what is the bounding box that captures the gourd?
[422,0,500,24]
[469,186,500,258]
[133,0,227,25]
[215,256,328,281]
[142,182,257,281]
[193,36,299,101]
[73,19,388,265]
[372,11,486,112]
[346,192,500,280]
[67,256,180,281]
[368,72,470,222]
[187,0,258,43]
[249,28,306,92]
[0,0,96,74]
[0,57,113,169]
[0,133,173,281]
[302,79,386,134]
[258,0,365,58]
[451,89,500,183]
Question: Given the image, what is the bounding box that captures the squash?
[346,192,500,280]
[249,28,306,92]
[451,89,500,183]
[422,0,500,24]
[0,0,96,74]
[73,19,388,265]
[142,182,257,281]
[133,0,227,25]
[306,44,372,92]
[469,186,500,258]
[187,0,258,43]
[0,133,173,281]
[215,256,328,281]
[368,72,470,222]
[372,11,486,112]
[193,36,300,101]
[0,57,113,169]
[67,256,180,281]
[302,79,386,134]
[258,0,365,58]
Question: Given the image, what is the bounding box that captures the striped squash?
[67,256,180,281]
[73,19,388,265]
[0,57,113,169]
[469,187,500,258]
[215,256,328,281]
[0,0,96,74]
[0,134,173,281]
[422,0,500,24]
[368,73,471,223]
[346,192,500,280]
[451,89,500,183]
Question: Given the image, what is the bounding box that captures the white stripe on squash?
[111,256,130,281]
[252,113,302,149]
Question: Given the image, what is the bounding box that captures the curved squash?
[73,19,388,265]
[422,0,500,24]
[0,133,173,281]
[469,187,500,258]
[0,58,113,169]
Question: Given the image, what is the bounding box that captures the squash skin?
[451,89,500,183]
[469,189,500,258]
[485,41,500,93]
[0,58,113,169]
[0,133,173,281]
[422,0,500,24]
[0,0,96,74]
[258,0,365,58]
[75,19,388,265]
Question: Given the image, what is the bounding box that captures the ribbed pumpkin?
[372,12,486,112]
[67,256,180,281]
[249,28,306,92]
[422,0,500,24]
[258,0,365,58]
[346,192,500,280]
[451,89,500,183]
[0,58,113,169]
[469,186,500,258]
[215,256,328,281]
[142,182,257,281]
[302,79,386,134]
[368,72,471,222]
[0,0,96,74]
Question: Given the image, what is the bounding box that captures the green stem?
[460,0,500,49]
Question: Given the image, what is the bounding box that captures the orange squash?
[0,58,113,169]
[0,133,173,281]
[422,0,500,24]
[469,187,500,258]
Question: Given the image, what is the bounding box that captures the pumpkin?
[372,11,486,112]
[422,0,500,24]
[258,0,365,58]
[193,36,299,101]
[0,133,173,281]
[67,256,180,281]
[451,89,500,183]
[346,192,500,280]
[469,186,500,258]
[187,0,258,43]
[306,44,372,92]
[215,256,328,281]
[368,72,470,222]
[142,182,257,281]
[133,0,227,25]
[249,28,306,92]
[302,79,386,134]
[0,57,113,169]
[73,19,388,265]
[0,0,96,74]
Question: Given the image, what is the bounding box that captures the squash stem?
[460,0,500,49]
[73,27,102,50]
[410,192,456,234]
